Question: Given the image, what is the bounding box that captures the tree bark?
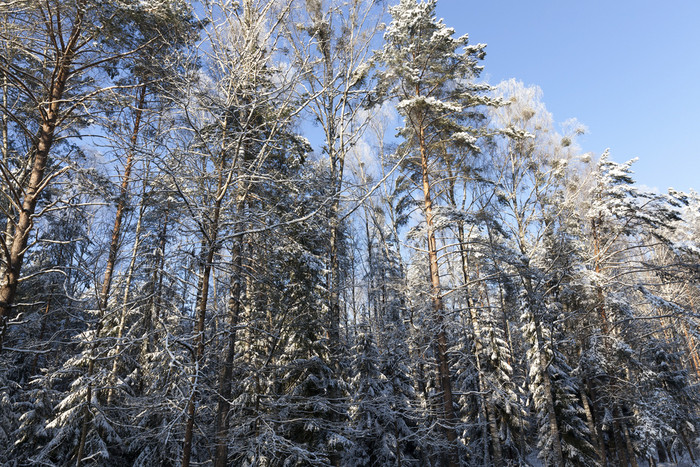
[77,82,147,464]
[456,222,501,467]
[612,418,629,466]
[582,381,607,466]
[142,200,170,357]
[213,205,245,467]
[534,313,565,467]
[618,407,638,467]
[0,2,85,351]
[418,124,458,466]
[182,117,230,467]
[680,427,696,463]
[181,234,219,467]
[99,84,147,311]
[107,185,147,405]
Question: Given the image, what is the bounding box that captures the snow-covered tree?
[373,1,497,462]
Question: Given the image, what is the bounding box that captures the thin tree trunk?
[213,206,245,467]
[477,258,507,467]
[618,407,638,467]
[329,199,341,345]
[106,186,147,405]
[522,285,565,466]
[535,316,565,467]
[75,376,91,467]
[182,235,218,467]
[0,15,14,311]
[319,16,341,351]
[684,295,700,377]
[143,200,170,356]
[30,301,51,374]
[612,418,629,466]
[77,81,147,465]
[181,117,230,467]
[583,380,607,466]
[680,428,696,463]
[395,422,402,467]
[456,222,500,467]
[99,84,147,311]
[1,47,8,162]
[365,213,375,323]
[681,320,700,377]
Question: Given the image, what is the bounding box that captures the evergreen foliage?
[0,1,698,465]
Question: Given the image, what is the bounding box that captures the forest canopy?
[1,0,698,466]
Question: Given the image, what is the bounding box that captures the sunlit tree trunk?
[99,84,147,311]
[418,124,458,465]
[106,178,148,405]
[181,136,228,467]
[0,1,86,351]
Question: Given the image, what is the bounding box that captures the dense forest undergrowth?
[1,0,699,465]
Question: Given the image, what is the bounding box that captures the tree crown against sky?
[0,1,698,466]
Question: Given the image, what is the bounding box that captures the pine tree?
[374,2,496,462]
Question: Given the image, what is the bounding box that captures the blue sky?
[435,0,700,193]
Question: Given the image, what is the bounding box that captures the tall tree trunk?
[322,21,345,467]
[317,9,341,351]
[612,418,629,466]
[75,379,91,467]
[617,406,638,467]
[29,300,51,374]
[684,295,700,377]
[364,213,375,323]
[99,84,147,311]
[582,381,607,466]
[418,124,458,466]
[329,193,341,346]
[456,222,501,467]
[77,82,147,465]
[107,185,147,405]
[1,49,8,162]
[680,427,696,463]
[181,233,219,467]
[213,201,245,467]
[534,312,565,466]
[681,319,700,377]
[0,2,85,351]
[521,283,565,467]
[475,268,506,467]
[143,200,170,356]
[181,119,229,467]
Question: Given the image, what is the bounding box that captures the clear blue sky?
[435,0,700,193]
